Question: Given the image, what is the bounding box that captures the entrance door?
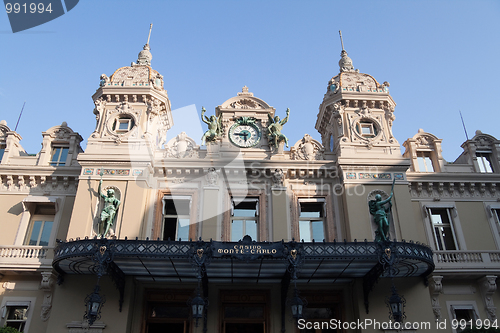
[221,290,269,333]
[144,290,191,333]
[297,291,344,333]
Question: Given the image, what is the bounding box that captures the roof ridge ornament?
[133,23,153,66]
[338,30,358,73]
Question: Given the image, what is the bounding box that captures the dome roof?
[109,65,160,87]
[326,49,389,94]
[219,86,272,110]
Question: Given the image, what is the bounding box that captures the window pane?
[234,208,256,217]
[417,157,426,171]
[246,220,257,240]
[163,217,177,240]
[59,148,68,163]
[424,157,434,172]
[28,221,42,245]
[478,155,493,173]
[0,146,5,161]
[311,221,324,241]
[177,218,190,241]
[231,220,243,241]
[299,220,311,242]
[51,148,61,162]
[7,306,28,320]
[300,202,323,217]
[39,221,53,246]
[440,226,456,250]
[118,120,129,130]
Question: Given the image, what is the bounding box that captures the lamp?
[386,284,405,323]
[189,289,206,328]
[84,285,105,326]
[290,287,306,321]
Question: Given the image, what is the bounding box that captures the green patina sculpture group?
[201,107,222,145]
[368,178,395,242]
[267,108,290,148]
[98,171,120,237]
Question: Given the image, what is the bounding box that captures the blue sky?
[1,0,499,161]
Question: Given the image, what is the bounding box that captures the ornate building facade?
[0,39,499,333]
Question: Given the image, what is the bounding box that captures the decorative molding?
[40,271,56,322]
[96,169,130,176]
[429,275,443,320]
[409,181,500,200]
[0,174,78,193]
[479,275,497,321]
[205,167,219,187]
[271,168,285,188]
[66,321,106,333]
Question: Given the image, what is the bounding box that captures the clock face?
[229,123,261,148]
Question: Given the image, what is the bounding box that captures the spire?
[136,24,153,66]
[338,30,357,73]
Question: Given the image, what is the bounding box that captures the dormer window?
[417,151,434,172]
[476,152,493,173]
[355,120,378,139]
[50,147,69,166]
[112,116,135,133]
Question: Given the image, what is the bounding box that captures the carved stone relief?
[291,134,324,160]
[164,132,199,158]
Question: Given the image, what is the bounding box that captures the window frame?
[223,190,267,242]
[14,196,61,247]
[49,146,69,166]
[422,203,466,251]
[476,151,494,173]
[485,203,500,249]
[154,190,199,241]
[291,187,337,242]
[0,297,36,333]
[0,143,6,163]
[230,197,259,242]
[416,151,435,172]
[446,301,480,333]
[162,195,192,241]
[23,215,54,246]
[298,198,326,242]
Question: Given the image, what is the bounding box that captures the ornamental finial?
[135,23,153,66]
[337,30,357,73]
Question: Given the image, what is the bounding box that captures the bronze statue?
[267,108,290,148]
[201,107,222,145]
[97,170,120,237]
[368,178,395,242]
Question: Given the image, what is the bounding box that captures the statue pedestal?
[205,142,221,159]
[270,142,286,160]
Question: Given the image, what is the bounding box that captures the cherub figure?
[201,107,222,145]
[98,170,120,237]
[267,108,290,149]
[368,179,395,242]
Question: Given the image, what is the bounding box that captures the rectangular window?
[116,118,132,132]
[2,304,29,332]
[477,152,493,173]
[452,305,478,333]
[0,143,5,162]
[231,198,258,241]
[50,147,69,166]
[299,199,325,242]
[162,196,191,241]
[430,208,458,250]
[417,151,434,172]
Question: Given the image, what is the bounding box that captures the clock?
[229,118,261,148]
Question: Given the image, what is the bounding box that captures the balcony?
[434,250,500,274]
[0,245,54,271]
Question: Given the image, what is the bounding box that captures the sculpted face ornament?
[385,248,391,259]
[197,249,204,259]
[290,249,297,260]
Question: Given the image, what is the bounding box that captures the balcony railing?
[434,250,500,272]
[0,245,54,269]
